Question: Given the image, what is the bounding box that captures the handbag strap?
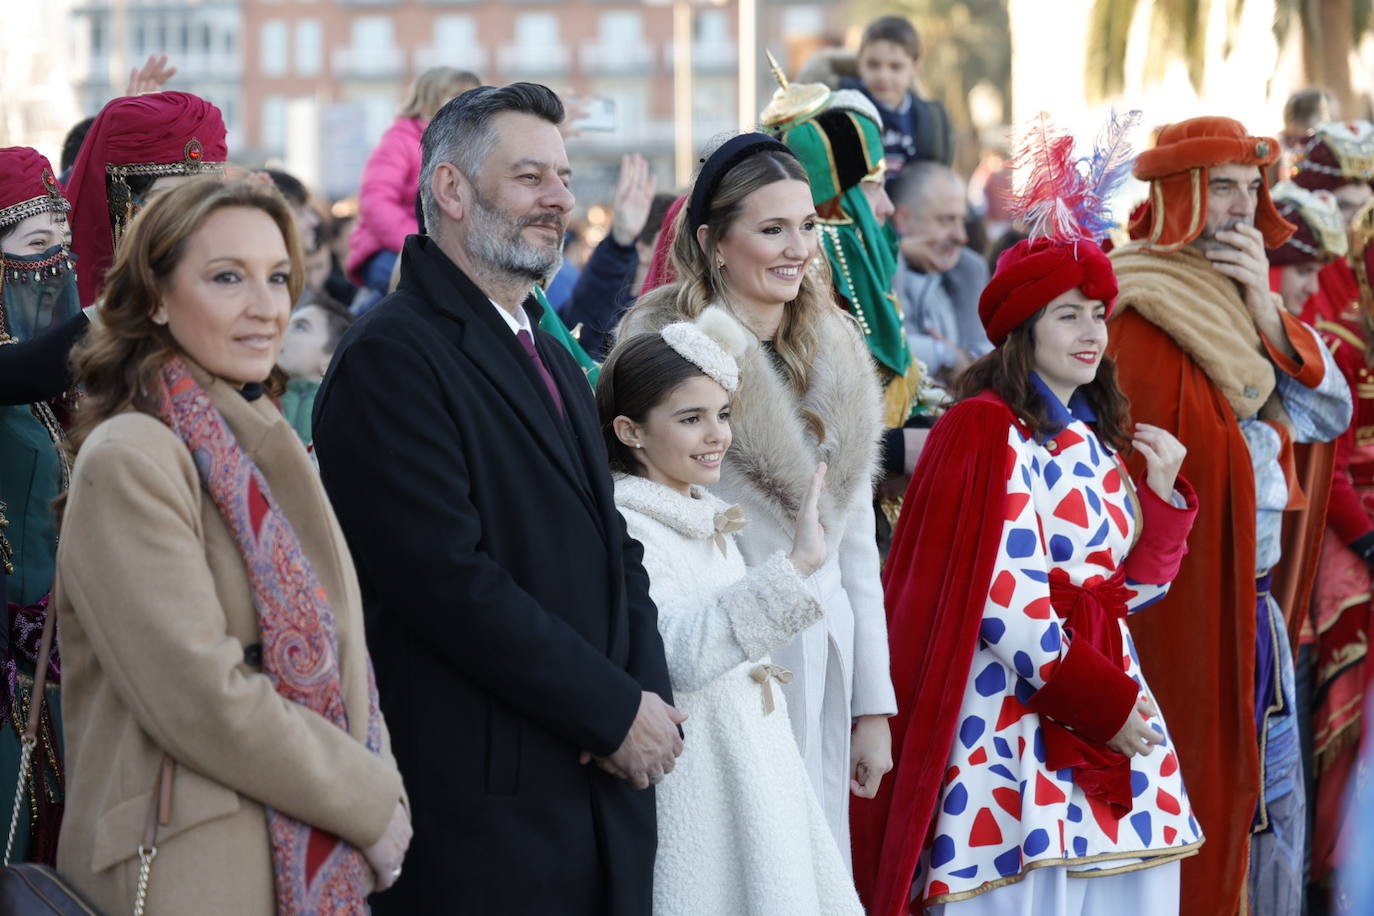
[134,755,174,916]
[4,595,174,916]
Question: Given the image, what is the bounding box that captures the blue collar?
[1030,372,1097,434]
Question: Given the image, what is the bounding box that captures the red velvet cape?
[850,392,1019,916]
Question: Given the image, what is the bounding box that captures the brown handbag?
[0,602,174,915]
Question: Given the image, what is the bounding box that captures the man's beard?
[464,185,565,282]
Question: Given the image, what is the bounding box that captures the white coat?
[619,301,898,858]
[613,473,862,916]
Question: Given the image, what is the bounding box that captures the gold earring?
[716,259,725,270]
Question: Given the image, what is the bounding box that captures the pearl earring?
[151,313,168,326]
[635,443,643,449]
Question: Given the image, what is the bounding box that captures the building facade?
[68,0,244,143]
[62,0,844,205]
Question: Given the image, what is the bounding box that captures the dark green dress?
[0,399,67,863]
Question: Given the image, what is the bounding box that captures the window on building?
[295,19,323,76]
[90,17,105,55]
[780,6,825,39]
[598,10,642,46]
[352,16,396,54]
[434,14,476,54]
[694,9,729,44]
[179,22,191,56]
[201,23,213,53]
[514,12,558,50]
[261,20,289,77]
[262,96,287,152]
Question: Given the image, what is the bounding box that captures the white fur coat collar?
[618,300,883,534]
[613,473,739,541]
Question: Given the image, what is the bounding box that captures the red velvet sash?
[1043,568,1134,815]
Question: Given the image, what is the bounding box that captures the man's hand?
[850,715,893,798]
[1207,224,1293,354]
[609,154,658,247]
[125,54,177,96]
[583,691,686,789]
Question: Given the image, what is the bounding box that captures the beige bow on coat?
[711,505,747,556]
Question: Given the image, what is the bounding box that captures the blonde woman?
[618,133,896,859]
[54,177,409,913]
[347,66,481,295]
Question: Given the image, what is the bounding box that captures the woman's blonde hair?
[64,176,304,463]
[635,148,832,441]
[400,67,482,121]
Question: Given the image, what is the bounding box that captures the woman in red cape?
[851,115,1203,915]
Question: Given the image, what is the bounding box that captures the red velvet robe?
[1107,306,1329,916]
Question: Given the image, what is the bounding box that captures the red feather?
[1008,112,1092,244]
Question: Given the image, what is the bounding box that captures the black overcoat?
[313,234,672,915]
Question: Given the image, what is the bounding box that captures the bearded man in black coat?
[313,82,682,915]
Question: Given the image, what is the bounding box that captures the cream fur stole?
[1110,242,1277,418]
[618,300,882,534]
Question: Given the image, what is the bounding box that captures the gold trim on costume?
[850,111,880,174]
[923,840,1205,906]
[1318,593,1374,636]
[0,194,69,229]
[1319,320,1367,353]
[811,125,844,207]
[1146,168,1206,254]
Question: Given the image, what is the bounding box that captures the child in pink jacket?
[348,67,479,297]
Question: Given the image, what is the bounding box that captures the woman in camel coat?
[52,177,409,914]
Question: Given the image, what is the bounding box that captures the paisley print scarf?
[156,355,382,914]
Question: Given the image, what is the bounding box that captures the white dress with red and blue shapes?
[916,383,1203,912]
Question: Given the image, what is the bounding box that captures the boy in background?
[850,15,954,179]
[277,293,355,448]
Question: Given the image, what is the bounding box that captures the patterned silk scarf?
[156,356,382,914]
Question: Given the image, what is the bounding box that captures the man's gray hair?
[418,82,565,236]
[890,160,963,212]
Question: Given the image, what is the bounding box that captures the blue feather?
[1074,108,1142,240]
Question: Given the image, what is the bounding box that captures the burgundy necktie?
[516,328,564,416]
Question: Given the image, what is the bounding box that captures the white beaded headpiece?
[659,305,755,393]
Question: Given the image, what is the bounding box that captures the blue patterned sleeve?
[1276,323,1352,443]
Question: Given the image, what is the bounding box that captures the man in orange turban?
[1107,116,1352,916]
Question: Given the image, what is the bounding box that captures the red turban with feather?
[976,112,1138,344]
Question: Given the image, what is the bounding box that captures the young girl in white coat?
[620,135,895,855]
[596,307,863,916]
